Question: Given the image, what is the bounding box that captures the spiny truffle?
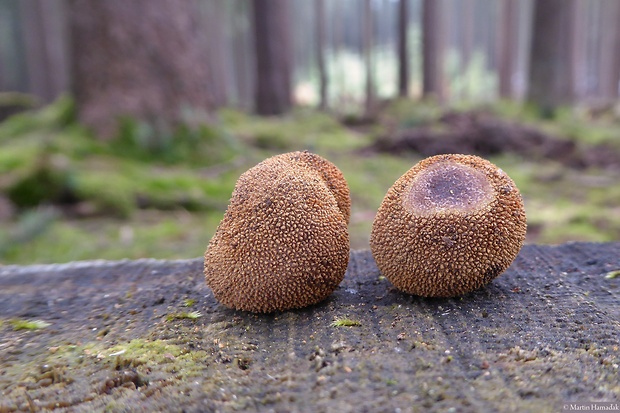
[370,154,527,297]
[204,151,350,313]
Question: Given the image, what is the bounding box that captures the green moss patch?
[1,97,620,263]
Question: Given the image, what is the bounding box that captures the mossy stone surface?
[0,242,619,412]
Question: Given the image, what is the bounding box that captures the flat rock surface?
[1,242,619,412]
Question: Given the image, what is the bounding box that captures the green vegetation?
[483,100,620,149]
[331,318,362,327]
[104,339,193,366]
[183,298,196,307]
[8,318,51,331]
[0,97,619,264]
[166,311,202,322]
[605,270,620,279]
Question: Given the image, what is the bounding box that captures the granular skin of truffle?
[370,154,527,297]
[204,151,350,313]
[287,151,351,224]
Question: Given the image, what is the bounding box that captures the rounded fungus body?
[204,151,350,313]
[370,154,527,297]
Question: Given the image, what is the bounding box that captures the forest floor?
[1,97,620,264]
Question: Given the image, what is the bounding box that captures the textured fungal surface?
[370,154,527,297]
[404,161,495,216]
[292,151,351,225]
[204,151,350,313]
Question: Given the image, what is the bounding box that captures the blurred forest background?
[1,0,619,264]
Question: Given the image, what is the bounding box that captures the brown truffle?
[370,154,526,297]
[204,151,350,313]
[291,151,351,224]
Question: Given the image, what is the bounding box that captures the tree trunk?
[527,0,575,113]
[598,0,620,102]
[498,0,517,99]
[315,0,328,110]
[571,0,587,100]
[397,0,410,97]
[461,0,474,70]
[422,0,445,101]
[231,0,253,110]
[0,0,15,91]
[202,0,229,108]
[363,0,375,115]
[612,0,620,99]
[253,0,292,116]
[69,0,212,139]
[19,0,69,103]
[460,0,475,100]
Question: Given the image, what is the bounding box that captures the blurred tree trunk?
[69,0,212,139]
[598,0,620,102]
[202,0,229,108]
[498,0,517,99]
[397,0,409,97]
[331,0,342,52]
[231,0,253,110]
[527,0,575,113]
[484,2,498,74]
[571,0,587,100]
[315,0,328,110]
[460,0,474,100]
[330,0,344,110]
[461,0,474,70]
[363,0,375,115]
[0,48,4,93]
[613,2,620,99]
[422,0,445,101]
[20,0,69,103]
[253,0,292,115]
[0,1,27,93]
